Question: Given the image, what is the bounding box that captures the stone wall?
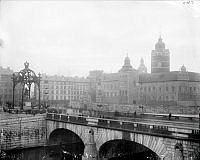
[0,114,46,150]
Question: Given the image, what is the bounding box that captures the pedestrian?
[169,112,172,120]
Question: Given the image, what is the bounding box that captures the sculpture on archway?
[12,62,41,110]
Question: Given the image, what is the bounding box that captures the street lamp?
[44,87,48,110]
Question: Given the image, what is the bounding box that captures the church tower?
[151,36,170,73]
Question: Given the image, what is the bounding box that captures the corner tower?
[151,36,170,73]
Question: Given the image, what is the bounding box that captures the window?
[125,90,127,96]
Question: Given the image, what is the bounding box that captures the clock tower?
[151,36,170,73]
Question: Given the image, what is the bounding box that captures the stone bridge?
[46,113,200,160]
[0,113,199,160]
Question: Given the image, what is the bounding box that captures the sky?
[0,1,200,77]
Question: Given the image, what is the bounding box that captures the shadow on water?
[2,145,80,160]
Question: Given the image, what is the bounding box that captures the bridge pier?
[173,143,184,160]
[82,129,98,160]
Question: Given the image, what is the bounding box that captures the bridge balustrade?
[98,119,108,127]
[46,113,200,141]
[152,125,170,135]
[60,115,69,121]
[190,130,200,139]
[53,114,60,120]
[46,113,53,119]
[121,122,135,131]
[109,120,121,128]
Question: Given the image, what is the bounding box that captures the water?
[2,146,79,160]
[2,145,159,160]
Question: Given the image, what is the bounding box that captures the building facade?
[0,67,13,105]
[138,37,200,107]
[36,74,91,108]
[88,56,141,105]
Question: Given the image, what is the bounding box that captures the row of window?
[41,84,88,90]
[42,90,87,95]
[140,95,175,101]
[104,90,128,97]
[43,80,88,85]
[140,86,200,93]
[102,83,119,90]
[44,95,82,101]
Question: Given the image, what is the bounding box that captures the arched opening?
[99,139,160,160]
[48,128,85,160]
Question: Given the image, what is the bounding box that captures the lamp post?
[44,87,48,110]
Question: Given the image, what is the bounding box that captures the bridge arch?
[94,129,171,160]
[99,139,160,160]
[46,120,171,159]
[48,128,85,160]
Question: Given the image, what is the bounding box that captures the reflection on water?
[2,147,159,160]
[3,146,79,160]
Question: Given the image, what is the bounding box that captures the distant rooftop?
[139,71,200,83]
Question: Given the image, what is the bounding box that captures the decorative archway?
[12,62,41,110]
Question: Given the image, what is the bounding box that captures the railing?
[46,113,200,142]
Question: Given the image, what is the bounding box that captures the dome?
[181,65,186,72]
[119,55,133,72]
[155,36,165,50]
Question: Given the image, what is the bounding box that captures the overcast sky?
[0,1,200,77]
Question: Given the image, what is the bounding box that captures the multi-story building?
[87,70,104,103]
[138,37,200,107]
[88,55,142,105]
[36,74,90,108]
[0,66,13,105]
